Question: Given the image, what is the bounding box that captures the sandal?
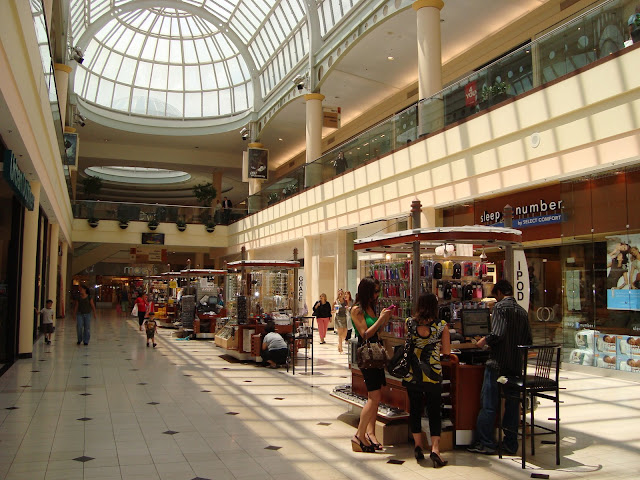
[365,433,383,450]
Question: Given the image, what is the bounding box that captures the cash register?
[453,308,492,365]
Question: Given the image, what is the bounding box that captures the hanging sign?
[465,81,477,107]
[247,148,268,180]
[512,249,530,311]
[323,106,341,128]
[3,150,34,210]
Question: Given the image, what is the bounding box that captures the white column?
[304,93,325,188]
[335,230,348,293]
[60,241,68,317]
[47,223,59,326]
[19,181,41,357]
[54,64,72,127]
[413,0,444,136]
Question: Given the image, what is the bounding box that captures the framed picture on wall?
[142,233,165,245]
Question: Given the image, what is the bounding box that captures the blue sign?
[2,150,34,210]
[492,213,563,229]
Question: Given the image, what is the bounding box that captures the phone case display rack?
[333,225,523,445]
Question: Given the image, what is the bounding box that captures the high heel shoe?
[430,451,448,468]
[414,446,425,461]
[365,433,383,450]
[351,436,375,453]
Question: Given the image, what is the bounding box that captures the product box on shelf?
[594,352,616,369]
[595,333,617,354]
[617,354,640,372]
[569,349,595,366]
[617,335,640,357]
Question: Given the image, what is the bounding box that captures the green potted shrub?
[87,217,99,228]
[205,218,216,233]
[193,182,217,207]
[117,214,129,229]
[176,218,187,232]
[148,218,159,231]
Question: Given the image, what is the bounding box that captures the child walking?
[36,299,55,344]
[144,315,157,348]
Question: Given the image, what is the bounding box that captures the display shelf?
[330,385,409,419]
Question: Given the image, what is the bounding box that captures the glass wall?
[561,167,640,374]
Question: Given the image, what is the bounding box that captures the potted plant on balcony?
[117,214,129,229]
[87,217,99,228]
[267,192,280,205]
[176,218,187,232]
[148,218,159,231]
[205,218,216,233]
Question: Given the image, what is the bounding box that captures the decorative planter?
[177,224,187,232]
[118,222,129,230]
[148,223,158,231]
[205,225,215,233]
[88,219,99,228]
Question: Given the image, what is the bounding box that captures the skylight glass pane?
[200,64,215,90]
[150,64,169,90]
[169,39,183,63]
[219,89,231,115]
[185,92,202,116]
[214,63,229,88]
[134,61,152,87]
[112,83,130,110]
[185,66,201,90]
[117,57,136,83]
[167,92,183,116]
[202,90,219,116]
[96,78,114,105]
[102,52,121,80]
[131,89,149,115]
[168,66,183,90]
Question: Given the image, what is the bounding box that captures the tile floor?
[1,310,639,480]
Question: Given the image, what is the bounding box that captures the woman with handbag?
[403,292,450,466]
[312,293,332,344]
[350,277,393,452]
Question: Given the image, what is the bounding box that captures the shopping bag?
[131,304,138,317]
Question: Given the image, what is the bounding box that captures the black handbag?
[387,319,415,379]
[356,339,388,369]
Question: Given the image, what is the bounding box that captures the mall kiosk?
[215,250,301,362]
[177,269,229,339]
[332,222,523,447]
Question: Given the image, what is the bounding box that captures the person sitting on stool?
[262,321,288,368]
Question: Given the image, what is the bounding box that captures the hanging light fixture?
[479,246,488,261]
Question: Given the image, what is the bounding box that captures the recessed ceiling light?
[387,56,394,61]
[278,138,283,141]
[103,139,109,142]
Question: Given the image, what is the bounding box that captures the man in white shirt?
[261,321,288,368]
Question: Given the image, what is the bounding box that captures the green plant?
[193,182,217,207]
[176,218,187,231]
[87,217,99,228]
[82,176,103,199]
[267,192,280,205]
[205,218,216,232]
[148,218,159,230]
[481,81,509,101]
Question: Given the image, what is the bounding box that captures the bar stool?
[498,344,561,469]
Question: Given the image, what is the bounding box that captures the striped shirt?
[486,296,532,376]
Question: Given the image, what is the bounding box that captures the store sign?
[480,199,564,224]
[123,265,158,276]
[492,213,563,229]
[323,106,341,128]
[297,269,306,315]
[512,250,530,311]
[465,81,477,107]
[3,150,34,210]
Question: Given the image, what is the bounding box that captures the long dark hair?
[355,276,379,312]
[414,292,438,324]
[80,285,91,297]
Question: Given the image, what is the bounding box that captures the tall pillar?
[247,142,264,213]
[304,93,325,188]
[413,0,445,136]
[195,252,205,269]
[47,223,59,325]
[212,171,223,205]
[335,230,348,293]
[54,64,72,127]
[60,241,68,317]
[19,181,41,357]
[43,0,53,34]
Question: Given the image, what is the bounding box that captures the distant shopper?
[135,292,148,331]
[344,291,354,340]
[629,5,640,43]
[312,293,332,344]
[261,321,288,368]
[468,280,532,456]
[333,150,348,175]
[36,299,55,345]
[334,289,348,353]
[74,285,96,345]
[120,288,129,317]
[222,196,233,224]
[144,316,158,348]
[404,293,450,466]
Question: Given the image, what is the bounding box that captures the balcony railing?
[72,200,244,225]
[241,0,634,215]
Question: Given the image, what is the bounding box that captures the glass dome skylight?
[86,166,191,184]
[73,6,253,118]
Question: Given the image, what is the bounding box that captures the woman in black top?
[312,293,332,344]
[73,285,97,345]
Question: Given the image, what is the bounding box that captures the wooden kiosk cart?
[152,271,183,327]
[178,269,229,339]
[332,217,523,447]
[216,249,301,362]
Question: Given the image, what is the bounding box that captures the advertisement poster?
[63,132,79,166]
[248,147,268,180]
[606,234,640,311]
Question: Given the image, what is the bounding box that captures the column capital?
[54,63,73,73]
[64,126,76,133]
[248,142,264,148]
[412,0,444,11]
[304,93,325,102]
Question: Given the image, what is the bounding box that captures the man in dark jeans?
[468,279,532,455]
[222,196,232,224]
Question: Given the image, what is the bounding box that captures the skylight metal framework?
[69,0,360,120]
